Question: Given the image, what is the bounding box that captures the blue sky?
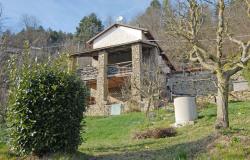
[0,0,154,33]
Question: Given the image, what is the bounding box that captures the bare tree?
[166,0,250,129]
[20,14,40,30]
[128,59,166,116]
[16,14,50,48]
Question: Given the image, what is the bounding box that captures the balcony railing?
[107,61,132,75]
[78,61,132,81]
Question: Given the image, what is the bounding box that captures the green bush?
[0,124,8,143]
[9,68,87,155]
[7,62,88,155]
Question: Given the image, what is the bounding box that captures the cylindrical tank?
[174,96,197,125]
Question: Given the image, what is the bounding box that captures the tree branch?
[225,0,250,71]
[227,33,250,64]
[216,0,225,61]
[246,0,250,17]
[225,65,243,77]
[193,46,217,71]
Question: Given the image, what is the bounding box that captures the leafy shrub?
[0,124,8,143]
[7,43,88,155]
[133,127,177,139]
[8,66,88,155]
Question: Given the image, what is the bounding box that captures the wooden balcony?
[78,61,132,81]
[107,61,132,76]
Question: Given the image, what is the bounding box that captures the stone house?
[69,24,175,115]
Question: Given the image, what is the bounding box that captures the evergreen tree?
[75,13,104,43]
[150,0,161,9]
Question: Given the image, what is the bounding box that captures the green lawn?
[1,101,250,160]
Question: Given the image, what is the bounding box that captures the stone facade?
[96,50,108,115]
[131,43,142,102]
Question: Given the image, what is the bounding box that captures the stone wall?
[167,71,250,100]
[85,104,110,116]
[230,90,250,101]
[167,71,217,98]
[232,80,249,91]
[196,90,250,107]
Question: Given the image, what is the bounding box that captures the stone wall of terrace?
[167,71,217,98]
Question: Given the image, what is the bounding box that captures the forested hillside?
[1,0,250,125]
[0,0,250,159]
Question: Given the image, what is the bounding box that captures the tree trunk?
[215,73,230,129]
[145,97,152,117]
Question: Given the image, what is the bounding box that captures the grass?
[0,101,250,159]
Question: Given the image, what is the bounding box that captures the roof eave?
[86,23,149,44]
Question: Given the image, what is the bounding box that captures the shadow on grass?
[91,135,217,160]
[49,151,92,160]
[84,141,158,153]
[207,113,216,119]
[198,115,205,119]
[229,100,244,103]
[0,144,92,160]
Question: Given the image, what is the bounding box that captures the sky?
[0,0,154,33]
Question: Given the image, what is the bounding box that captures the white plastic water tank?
[174,96,197,125]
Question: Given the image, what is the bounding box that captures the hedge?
[8,65,88,156]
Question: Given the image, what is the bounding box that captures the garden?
[1,101,250,159]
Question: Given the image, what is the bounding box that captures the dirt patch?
[133,127,177,139]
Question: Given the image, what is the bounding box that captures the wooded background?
[0,0,250,123]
